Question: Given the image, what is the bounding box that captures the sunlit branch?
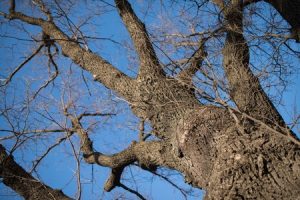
[115,0,164,78]
[1,7,135,99]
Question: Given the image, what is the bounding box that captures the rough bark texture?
[1,0,300,199]
[0,145,72,200]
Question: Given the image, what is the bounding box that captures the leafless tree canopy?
[0,0,300,199]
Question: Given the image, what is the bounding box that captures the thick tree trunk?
[176,110,300,199]
[134,90,300,199]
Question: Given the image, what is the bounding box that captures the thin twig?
[67,137,82,200]
[32,46,59,99]
[30,135,70,173]
[119,183,147,200]
[1,44,44,87]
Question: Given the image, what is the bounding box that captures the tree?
[0,0,300,199]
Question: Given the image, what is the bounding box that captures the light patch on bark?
[179,108,208,145]
[234,154,241,160]
[180,129,189,144]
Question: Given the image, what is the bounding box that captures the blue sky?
[0,1,299,200]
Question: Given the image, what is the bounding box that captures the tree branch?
[1,44,44,87]
[104,167,124,191]
[0,144,72,200]
[177,39,207,84]
[242,0,300,42]
[32,0,53,21]
[220,1,285,125]
[33,45,59,99]
[63,108,179,173]
[3,10,135,100]
[115,0,164,78]
[77,112,115,121]
[118,183,147,200]
[264,0,300,42]
[214,0,300,42]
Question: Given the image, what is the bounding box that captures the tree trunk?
[178,111,300,199]
[131,85,300,199]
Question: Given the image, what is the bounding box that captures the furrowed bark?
[115,0,164,78]
[4,11,135,100]
[221,1,285,125]
[0,145,72,200]
[112,2,201,140]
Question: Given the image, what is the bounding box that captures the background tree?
[0,0,300,199]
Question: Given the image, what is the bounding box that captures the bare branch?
[32,0,53,21]
[138,119,145,141]
[9,0,15,13]
[119,183,147,200]
[67,137,82,200]
[264,0,300,42]
[220,1,285,125]
[150,170,189,199]
[30,135,71,173]
[77,112,115,121]
[33,46,59,99]
[0,144,72,200]
[104,167,124,192]
[177,39,207,84]
[241,0,300,42]
[4,10,135,100]
[1,44,44,87]
[115,0,164,78]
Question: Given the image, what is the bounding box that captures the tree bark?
[0,145,72,200]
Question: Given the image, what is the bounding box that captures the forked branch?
[177,39,207,84]
[219,1,285,125]
[1,4,135,100]
[63,108,178,193]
